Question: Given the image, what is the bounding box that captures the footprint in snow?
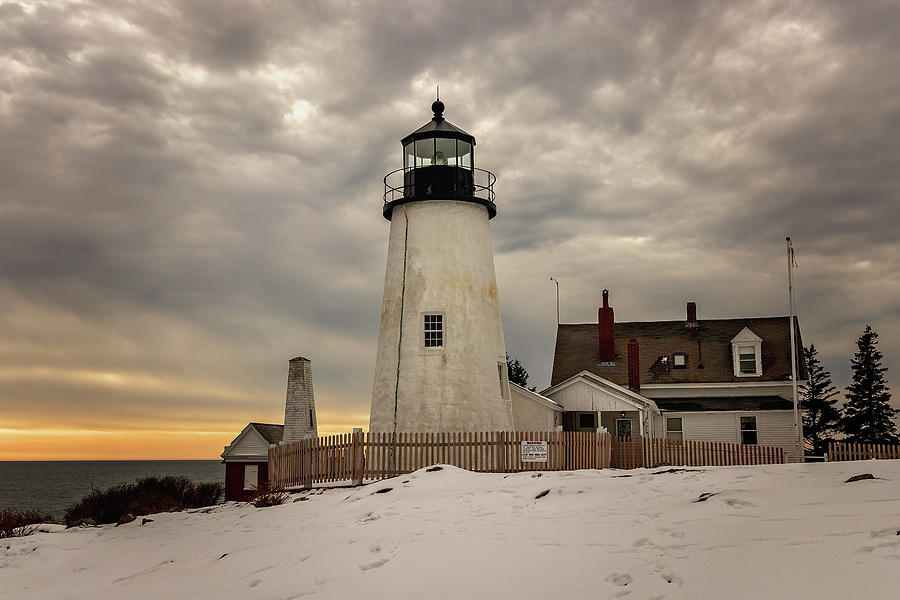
[359,558,390,571]
[606,573,633,586]
[661,572,683,585]
[725,498,755,508]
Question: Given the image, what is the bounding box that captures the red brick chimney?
[598,289,615,363]
[686,301,698,328]
[627,338,640,392]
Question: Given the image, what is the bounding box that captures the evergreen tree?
[839,325,898,444]
[506,353,531,389]
[800,344,841,455]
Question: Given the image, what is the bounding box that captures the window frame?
[565,411,599,432]
[739,415,758,445]
[738,345,758,375]
[615,418,633,440]
[665,417,684,441]
[423,312,444,348]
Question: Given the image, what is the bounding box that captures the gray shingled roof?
[551,316,806,387]
[249,423,284,444]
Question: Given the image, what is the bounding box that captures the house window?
[424,313,443,347]
[740,416,758,445]
[738,346,757,374]
[579,412,597,429]
[673,353,687,368]
[666,417,683,441]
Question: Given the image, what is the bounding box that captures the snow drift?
[2,461,899,599]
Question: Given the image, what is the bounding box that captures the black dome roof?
[400,102,475,146]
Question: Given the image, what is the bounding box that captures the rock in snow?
[2,462,900,599]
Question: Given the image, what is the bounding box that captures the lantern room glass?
[405,138,474,170]
[404,142,415,171]
[458,140,472,168]
[435,138,457,166]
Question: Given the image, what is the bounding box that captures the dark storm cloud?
[2,0,899,441]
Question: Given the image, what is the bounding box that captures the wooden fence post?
[351,428,364,486]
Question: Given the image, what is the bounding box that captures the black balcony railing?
[382,165,496,219]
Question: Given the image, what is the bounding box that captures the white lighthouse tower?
[369,99,513,434]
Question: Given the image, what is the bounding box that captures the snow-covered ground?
[2,461,900,599]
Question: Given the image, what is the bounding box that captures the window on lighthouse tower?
[424,313,443,347]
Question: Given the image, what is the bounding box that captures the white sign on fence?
[521,440,548,462]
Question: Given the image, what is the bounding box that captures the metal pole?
[786,237,804,463]
[549,275,559,325]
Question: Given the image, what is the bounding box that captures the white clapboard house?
[539,292,807,462]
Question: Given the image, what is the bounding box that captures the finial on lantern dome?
[431,99,445,120]
[432,85,444,120]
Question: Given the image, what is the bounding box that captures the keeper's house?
[543,291,807,462]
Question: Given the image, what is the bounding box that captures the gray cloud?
[2,0,899,446]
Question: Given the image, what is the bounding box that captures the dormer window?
[731,327,762,377]
[738,346,757,374]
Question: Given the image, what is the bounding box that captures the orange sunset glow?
[0,412,368,461]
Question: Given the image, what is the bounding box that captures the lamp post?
[549,275,559,325]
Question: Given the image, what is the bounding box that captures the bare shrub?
[0,508,54,538]
[250,482,289,508]
[64,476,224,526]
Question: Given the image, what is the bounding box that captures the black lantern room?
[383,100,496,220]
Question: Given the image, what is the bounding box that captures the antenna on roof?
[436,84,440,101]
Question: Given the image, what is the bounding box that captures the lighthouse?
[369,99,513,434]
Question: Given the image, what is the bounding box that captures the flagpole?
[786,236,804,463]
[549,275,559,325]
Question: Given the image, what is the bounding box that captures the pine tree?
[839,325,898,444]
[506,353,531,389]
[800,344,841,455]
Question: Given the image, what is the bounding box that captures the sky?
[2,0,899,460]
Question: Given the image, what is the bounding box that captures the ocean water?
[0,460,225,520]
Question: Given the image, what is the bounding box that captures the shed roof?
[249,422,284,445]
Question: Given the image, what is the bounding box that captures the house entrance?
[616,418,632,440]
